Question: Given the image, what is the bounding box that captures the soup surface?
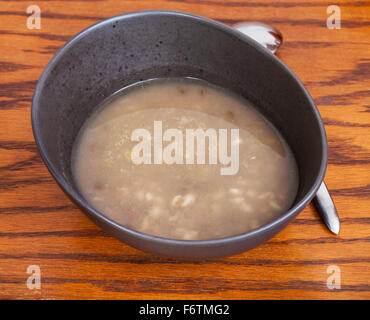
[72,78,298,240]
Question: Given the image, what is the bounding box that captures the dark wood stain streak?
[0,155,41,172]
[328,137,370,165]
[1,253,369,267]
[103,279,367,295]
[360,105,370,113]
[283,41,335,49]
[0,176,53,191]
[23,45,61,54]
[0,230,108,238]
[267,237,370,245]
[315,90,370,106]
[330,184,370,198]
[0,62,34,72]
[306,59,370,86]
[0,80,37,98]
[37,45,61,52]
[0,29,70,42]
[0,141,38,153]
[168,0,369,8]
[323,118,370,128]
[293,217,370,225]
[3,0,104,2]
[340,217,370,224]
[283,41,369,49]
[102,278,370,293]
[291,219,320,226]
[0,98,32,109]
[0,205,75,215]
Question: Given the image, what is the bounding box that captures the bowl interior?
[33,12,325,225]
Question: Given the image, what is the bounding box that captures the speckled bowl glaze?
[31,11,327,259]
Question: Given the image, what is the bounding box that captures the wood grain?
[0,0,369,300]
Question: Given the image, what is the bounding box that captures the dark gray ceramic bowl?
[31,10,327,259]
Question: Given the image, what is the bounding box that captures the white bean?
[171,194,195,207]
[229,188,241,195]
[145,192,153,201]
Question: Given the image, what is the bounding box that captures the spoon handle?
[312,182,340,234]
[233,21,340,235]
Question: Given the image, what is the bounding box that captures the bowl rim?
[31,10,328,247]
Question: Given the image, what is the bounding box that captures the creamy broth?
[72,78,298,240]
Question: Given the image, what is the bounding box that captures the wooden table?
[1,0,369,300]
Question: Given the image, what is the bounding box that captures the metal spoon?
[232,22,340,235]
